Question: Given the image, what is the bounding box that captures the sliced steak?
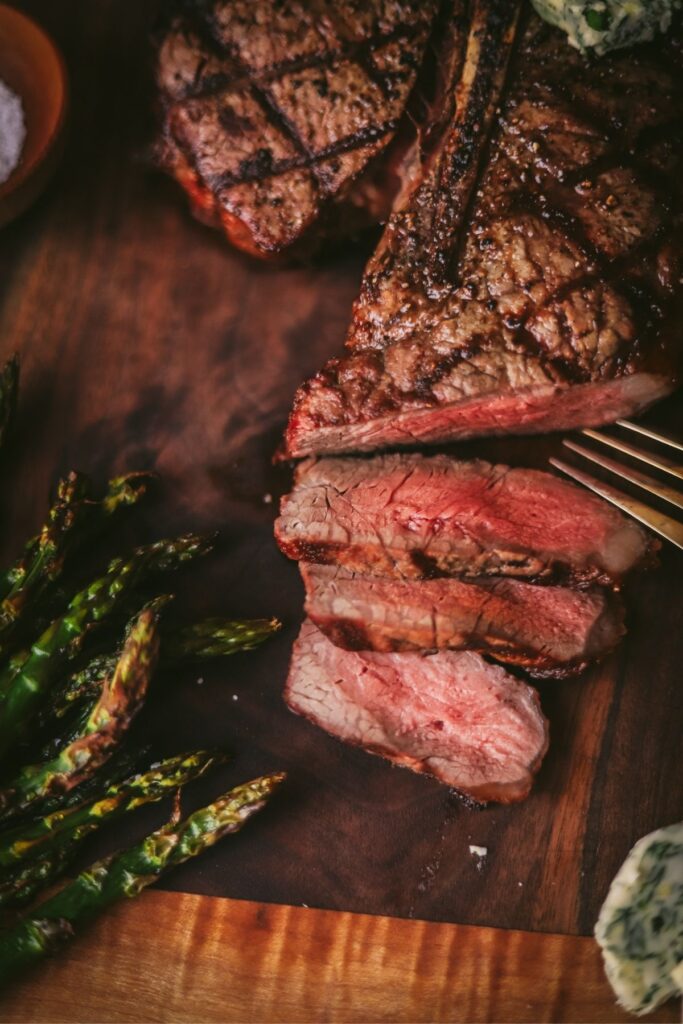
[301,563,625,677]
[282,1,682,455]
[286,620,549,802]
[276,453,654,586]
[155,0,439,258]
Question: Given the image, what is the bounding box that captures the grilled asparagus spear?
[34,748,146,818]
[169,617,282,659]
[0,471,152,639]
[0,534,213,758]
[0,838,74,911]
[0,473,88,605]
[0,607,161,816]
[51,615,281,718]
[0,750,225,869]
[0,772,285,986]
[38,699,96,760]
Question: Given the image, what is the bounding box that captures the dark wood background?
[1,0,681,939]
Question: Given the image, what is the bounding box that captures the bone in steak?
[282,0,682,455]
[276,453,654,586]
[286,620,549,803]
[301,562,625,677]
[155,0,438,258]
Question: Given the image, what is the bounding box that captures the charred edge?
[278,540,346,565]
[199,122,398,193]
[312,617,375,652]
[408,550,443,579]
[282,533,635,589]
[308,620,591,675]
[426,0,525,288]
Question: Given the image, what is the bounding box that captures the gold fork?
[550,419,683,551]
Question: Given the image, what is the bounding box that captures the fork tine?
[581,428,683,482]
[549,457,683,550]
[615,419,683,455]
[562,440,683,513]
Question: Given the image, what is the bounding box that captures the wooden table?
[0,2,681,1020]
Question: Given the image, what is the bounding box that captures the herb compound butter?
[0,79,26,186]
[595,821,683,1016]
[530,1,680,56]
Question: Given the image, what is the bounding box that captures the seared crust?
[275,453,656,587]
[283,2,682,455]
[301,563,626,677]
[155,0,440,257]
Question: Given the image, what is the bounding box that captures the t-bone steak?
[275,453,654,586]
[282,0,682,455]
[155,0,439,258]
[301,562,625,677]
[286,620,549,803]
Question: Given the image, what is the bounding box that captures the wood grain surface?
[0,890,679,1023]
[0,0,681,1003]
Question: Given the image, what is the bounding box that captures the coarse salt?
[469,845,488,870]
[0,79,26,185]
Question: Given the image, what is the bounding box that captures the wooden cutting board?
[3,891,680,1024]
[0,1,681,1019]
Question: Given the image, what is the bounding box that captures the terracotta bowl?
[0,4,67,228]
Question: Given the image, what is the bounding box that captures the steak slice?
[301,563,625,677]
[286,620,549,803]
[276,454,654,586]
[155,0,439,259]
[282,0,682,455]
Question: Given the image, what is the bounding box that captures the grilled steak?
[286,620,549,802]
[155,0,439,258]
[301,562,625,677]
[282,0,682,455]
[276,453,654,586]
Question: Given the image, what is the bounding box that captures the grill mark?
[163,6,434,198]
[520,215,674,320]
[533,80,618,142]
[306,0,409,102]
[512,60,682,194]
[248,82,321,191]
[174,21,427,100]
[424,0,525,291]
[407,325,581,391]
[186,30,323,195]
[196,121,397,191]
[356,49,395,101]
[511,191,607,272]
[564,152,677,205]
[417,216,674,390]
[410,341,489,395]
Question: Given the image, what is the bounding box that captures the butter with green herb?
[595,821,683,1016]
[530,1,680,56]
